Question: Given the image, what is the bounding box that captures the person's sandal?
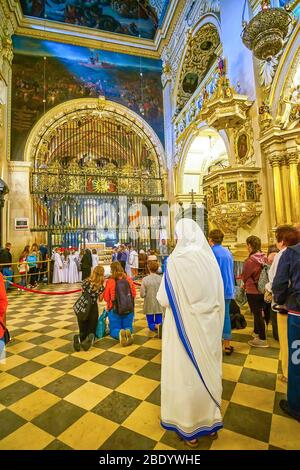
[119,329,127,347]
[185,439,199,448]
[224,346,234,356]
[209,432,218,440]
[178,436,199,448]
[125,329,134,346]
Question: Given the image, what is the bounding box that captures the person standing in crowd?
[0,243,13,290]
[264,245,280,341]
[159,239,169,273]
[27,244,40,288]
[209,229,235,356]
[138,249,148,276]
[39,243,48,282]
[61,250,69,283]
[140,260,163,337]
[0,271,8,361]
[157,219,224,447]
[103,261,136,347]
[117,245,128,272]
[81,248,93,281]
[77,249,85,282]
[91,249,99,272]
[52,247,63,284]
[265,225,300,382]
[125,245,132,277]
[73,265,105,352]
[129,246,139,279]
[111,247,118,262]
[273,235,300,422]
[242,236,268,348]
[18,246,29,289]
[68,249,79,284]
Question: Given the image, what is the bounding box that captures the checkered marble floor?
[1,283,299,450]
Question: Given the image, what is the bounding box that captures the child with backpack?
[103,261,136,347]
[140,260,163,337]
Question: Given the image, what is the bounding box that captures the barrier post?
[47,259,50,285]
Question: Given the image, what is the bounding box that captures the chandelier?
[242,1,292,61]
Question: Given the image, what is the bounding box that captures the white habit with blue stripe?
[157,219,225,439]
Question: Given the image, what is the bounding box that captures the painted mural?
[20,0,170,39]
[11,36,164,161]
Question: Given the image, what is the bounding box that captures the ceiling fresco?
[19,0,170,39]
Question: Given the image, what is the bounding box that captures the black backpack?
[230,300,247,330]
[230,312,247,330]
[114,279,134,316]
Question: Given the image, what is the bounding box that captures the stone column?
[269,156,285,225]
[161,61,174,176]
[281,156,292,224]
[8,162,33,258]
[161,61,175,241]
[287,153,300,223]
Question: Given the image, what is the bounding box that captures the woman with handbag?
[241,236,268,348]
[73,265,105,352]
[265,225,300,382]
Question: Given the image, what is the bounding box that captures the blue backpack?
[27,254,37,268]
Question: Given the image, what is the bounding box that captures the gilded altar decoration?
[242,1,292,61]
[200,75,253,130]
[175,24,220,114]
[203,167,262,240]
[279,84,300,128]
[259,100,273,131]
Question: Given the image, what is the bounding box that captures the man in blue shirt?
[209,229,235,355]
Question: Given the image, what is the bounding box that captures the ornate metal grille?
[30,114,165,248]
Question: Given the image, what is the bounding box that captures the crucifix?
[189,189,196,204]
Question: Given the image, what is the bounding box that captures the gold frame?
[234,123,254,164]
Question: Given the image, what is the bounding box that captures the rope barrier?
[8,281,81,296]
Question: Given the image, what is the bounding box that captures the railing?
[31,173,164,198]
[0,260,51,286]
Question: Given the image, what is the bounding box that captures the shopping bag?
[96,309,108,339]
[235,285,248,307]
[73,291,92,321]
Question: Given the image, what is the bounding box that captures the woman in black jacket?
[74,265,105,352]
[81,249,92,280]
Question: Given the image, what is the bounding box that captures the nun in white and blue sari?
[157,219,225,446]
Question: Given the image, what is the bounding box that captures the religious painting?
[238,181,246,201]
[227,182,238,202]
[107,179,117,193]
[86,177,94,193]
[219,184,227,203]
[213,186,219,205]
[20,0,170,39]
[182,73,199,94]
[237,133,248,161]
[11,36,164,161]
[246,181,255,201]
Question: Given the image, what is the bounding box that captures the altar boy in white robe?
[52,248,63,284]
[157,219,224,447]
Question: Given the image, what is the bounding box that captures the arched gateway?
[26,98,167,250]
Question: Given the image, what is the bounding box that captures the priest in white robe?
[157,218,224,447]
[52,248,63,284]
[68,251,79,283]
